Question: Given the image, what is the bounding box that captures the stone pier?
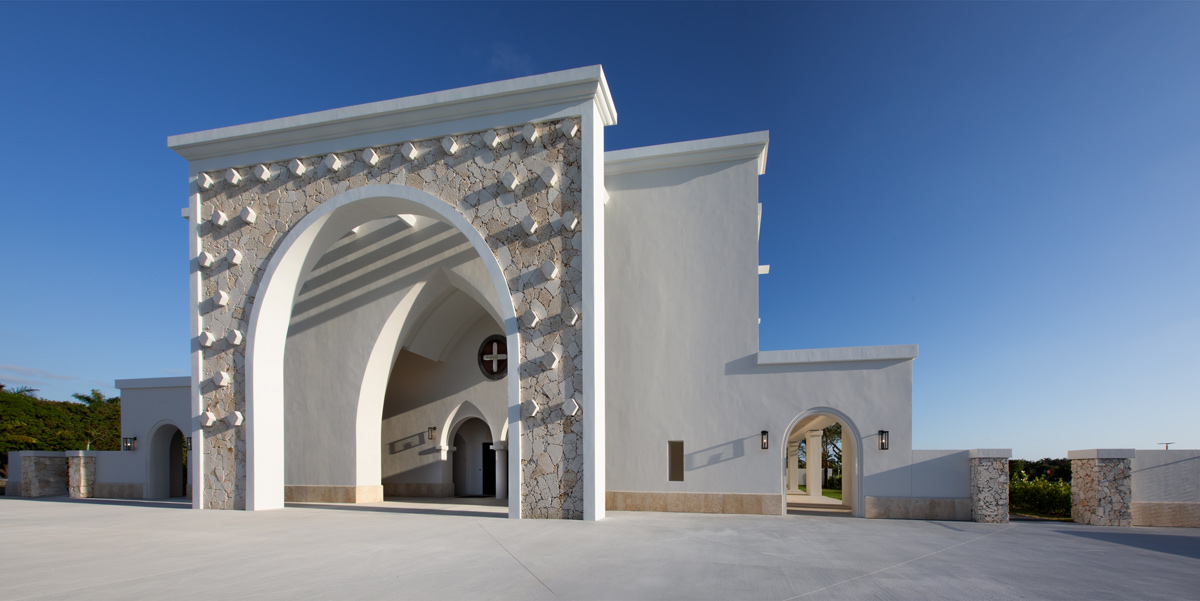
[969,449,1011,523]
[67,451,97,499]
[1069,449,1133,527]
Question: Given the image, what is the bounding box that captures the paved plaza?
[2,496,1197,600]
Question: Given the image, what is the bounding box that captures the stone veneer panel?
[1072,458,1132,527]
[21,456,68,498]
[1131,502,1200,528]
[67,454,95,499]
[197,121,584,517]
[970,457,1009,523]
[865,496,972,521]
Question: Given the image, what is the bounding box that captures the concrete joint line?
[474,521,555,595]
[785,525,1016,600]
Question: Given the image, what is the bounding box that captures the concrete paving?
[2,496,1198,600]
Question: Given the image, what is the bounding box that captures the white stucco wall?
[603,136,918,511]
[380,314,506,489]
[113,378,192,494]
[1132,449,1200,503]
[910,450,970,498]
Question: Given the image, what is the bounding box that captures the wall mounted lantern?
[878,430,889,451]
[761,430,769,450]
[184,437,192,451]
[427,426,437,444]
[121,437,137,451]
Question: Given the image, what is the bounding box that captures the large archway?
[782,408,863,517]
[245,184,520,513]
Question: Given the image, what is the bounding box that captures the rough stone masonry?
[196,119,585,517]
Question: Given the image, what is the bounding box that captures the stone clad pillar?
[67,451,96,499]
[1069,449,1133,527]
[805,430,823,498]
[969,449,1011,523]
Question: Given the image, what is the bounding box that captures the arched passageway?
[263,185,516,514]
[147,423,188,499]
[783,410,861,517]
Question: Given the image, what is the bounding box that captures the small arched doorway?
[783,410,861,517]
[451,418,494,497]
[147,423,188,499]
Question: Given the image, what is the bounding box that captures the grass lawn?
[796,485,842,501]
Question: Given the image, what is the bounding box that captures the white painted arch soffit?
[169,65,617,169]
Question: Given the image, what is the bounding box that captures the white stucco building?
[8,66,1015,522]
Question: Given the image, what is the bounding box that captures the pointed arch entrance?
[243,184,519,514]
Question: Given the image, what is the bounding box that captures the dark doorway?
[482,443,496,497]
[169,430,186,498]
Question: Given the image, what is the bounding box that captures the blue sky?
[1,2,1196,460]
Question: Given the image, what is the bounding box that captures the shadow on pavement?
[1,496,190,509]
[285,501,506,519]
[1056,528,1200,560]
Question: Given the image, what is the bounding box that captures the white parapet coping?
[604,131,770,177]
[1068,449,1137,460]
[114,376,192,390]
[168,65,617,166]
[969,449,1012,459]
[757,344,918,365]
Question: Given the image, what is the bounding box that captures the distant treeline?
[0,384,121,477]
[1009,457,1071,483]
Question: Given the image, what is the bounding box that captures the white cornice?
[604,131,769,177]
[169,65,617,164]
[115,376,191,389]
[757,345,918,365]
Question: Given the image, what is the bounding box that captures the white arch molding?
[781,407,864,518]
[146,419,188,499]
[242,184,520,513]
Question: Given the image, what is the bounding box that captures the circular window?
[477,335,508,380]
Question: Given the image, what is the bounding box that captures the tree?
[796,423,843,486]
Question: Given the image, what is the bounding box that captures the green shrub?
[826,475,841,491]
[1010,471,1071,517]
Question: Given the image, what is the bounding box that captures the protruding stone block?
[212,290,229,307]
[521,215,538,235]
[210,210,228,227]
[361,148,380,166]
[400,142,419,161]
[561,210,578,231]
[539,166,559,187]
[558,120,578,138]
[441,136,459,156]
[501,172,520,191]
[290,158,308,177]
[522,311,540,329]
[566,307,579,326]
[522,123,539,143]
[226,330,243,346]
[542,351,559,370]
[564,397,580,417]
[201,411,217,427]
[239,206,257,224]
[197,252,215,269]
[253,164,274,182]
[198,173,215,190]
[226,249,243,265]
[224,411,244,427]
[323,154,343,172]
[542,259,558,279]
[225,168,244,185]
[198,331,216,348]
[526,399,539,418]
[482,130,501,148]
[214,371,232,388]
